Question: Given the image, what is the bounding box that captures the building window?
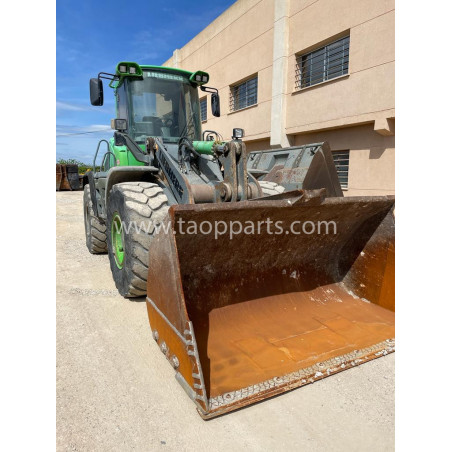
[296,35,350,90]
[200,97,207,122]
[332,150,349,190]
[230,76,258,111]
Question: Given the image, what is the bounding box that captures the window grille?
[332,150,350,189]
[230,76,258,111]
[296,35,350,89]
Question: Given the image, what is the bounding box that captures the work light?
[111,118,127,131]
[119,65,127,73]
[195,74,202,81]
[129,66,136,74]
[232,128,244,139]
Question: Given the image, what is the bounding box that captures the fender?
[105,166,159,205]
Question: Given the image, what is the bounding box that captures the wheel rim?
[111,212,125,269]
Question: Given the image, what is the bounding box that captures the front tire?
[106,182,169,298]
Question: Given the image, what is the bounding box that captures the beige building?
[163,0,395,196]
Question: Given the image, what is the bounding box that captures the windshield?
[126,70,202,143]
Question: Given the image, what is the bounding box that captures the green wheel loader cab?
[91,63,213,174]
[116,67,203,145]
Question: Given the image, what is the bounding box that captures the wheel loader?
[85,62,395,419]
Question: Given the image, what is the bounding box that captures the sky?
[56,0,235,163]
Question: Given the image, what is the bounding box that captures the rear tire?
[106,181,169,298]
[258,181,285,197]
[83,185,107,254]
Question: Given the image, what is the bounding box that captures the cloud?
[56,101,90,112]
[56,97,116,114]
[86,124,111,131]
[56,124,112,136]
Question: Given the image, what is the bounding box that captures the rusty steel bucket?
[66,164,80,190]
[56,164,80,191]
[146,189,395,418]
[56,164,63,191]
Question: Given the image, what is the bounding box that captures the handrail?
[93,140,113,173]
[101,151,116,171]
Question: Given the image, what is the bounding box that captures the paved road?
[56,191,394,452]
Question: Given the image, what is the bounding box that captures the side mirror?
[211,93,220,117]
[90,78,104,106]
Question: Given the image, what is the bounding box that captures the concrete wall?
[163,0,395,196]
[294,124,395,195]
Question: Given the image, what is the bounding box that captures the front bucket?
[146,190,395,418]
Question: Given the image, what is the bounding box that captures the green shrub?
[57,159,100,174]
